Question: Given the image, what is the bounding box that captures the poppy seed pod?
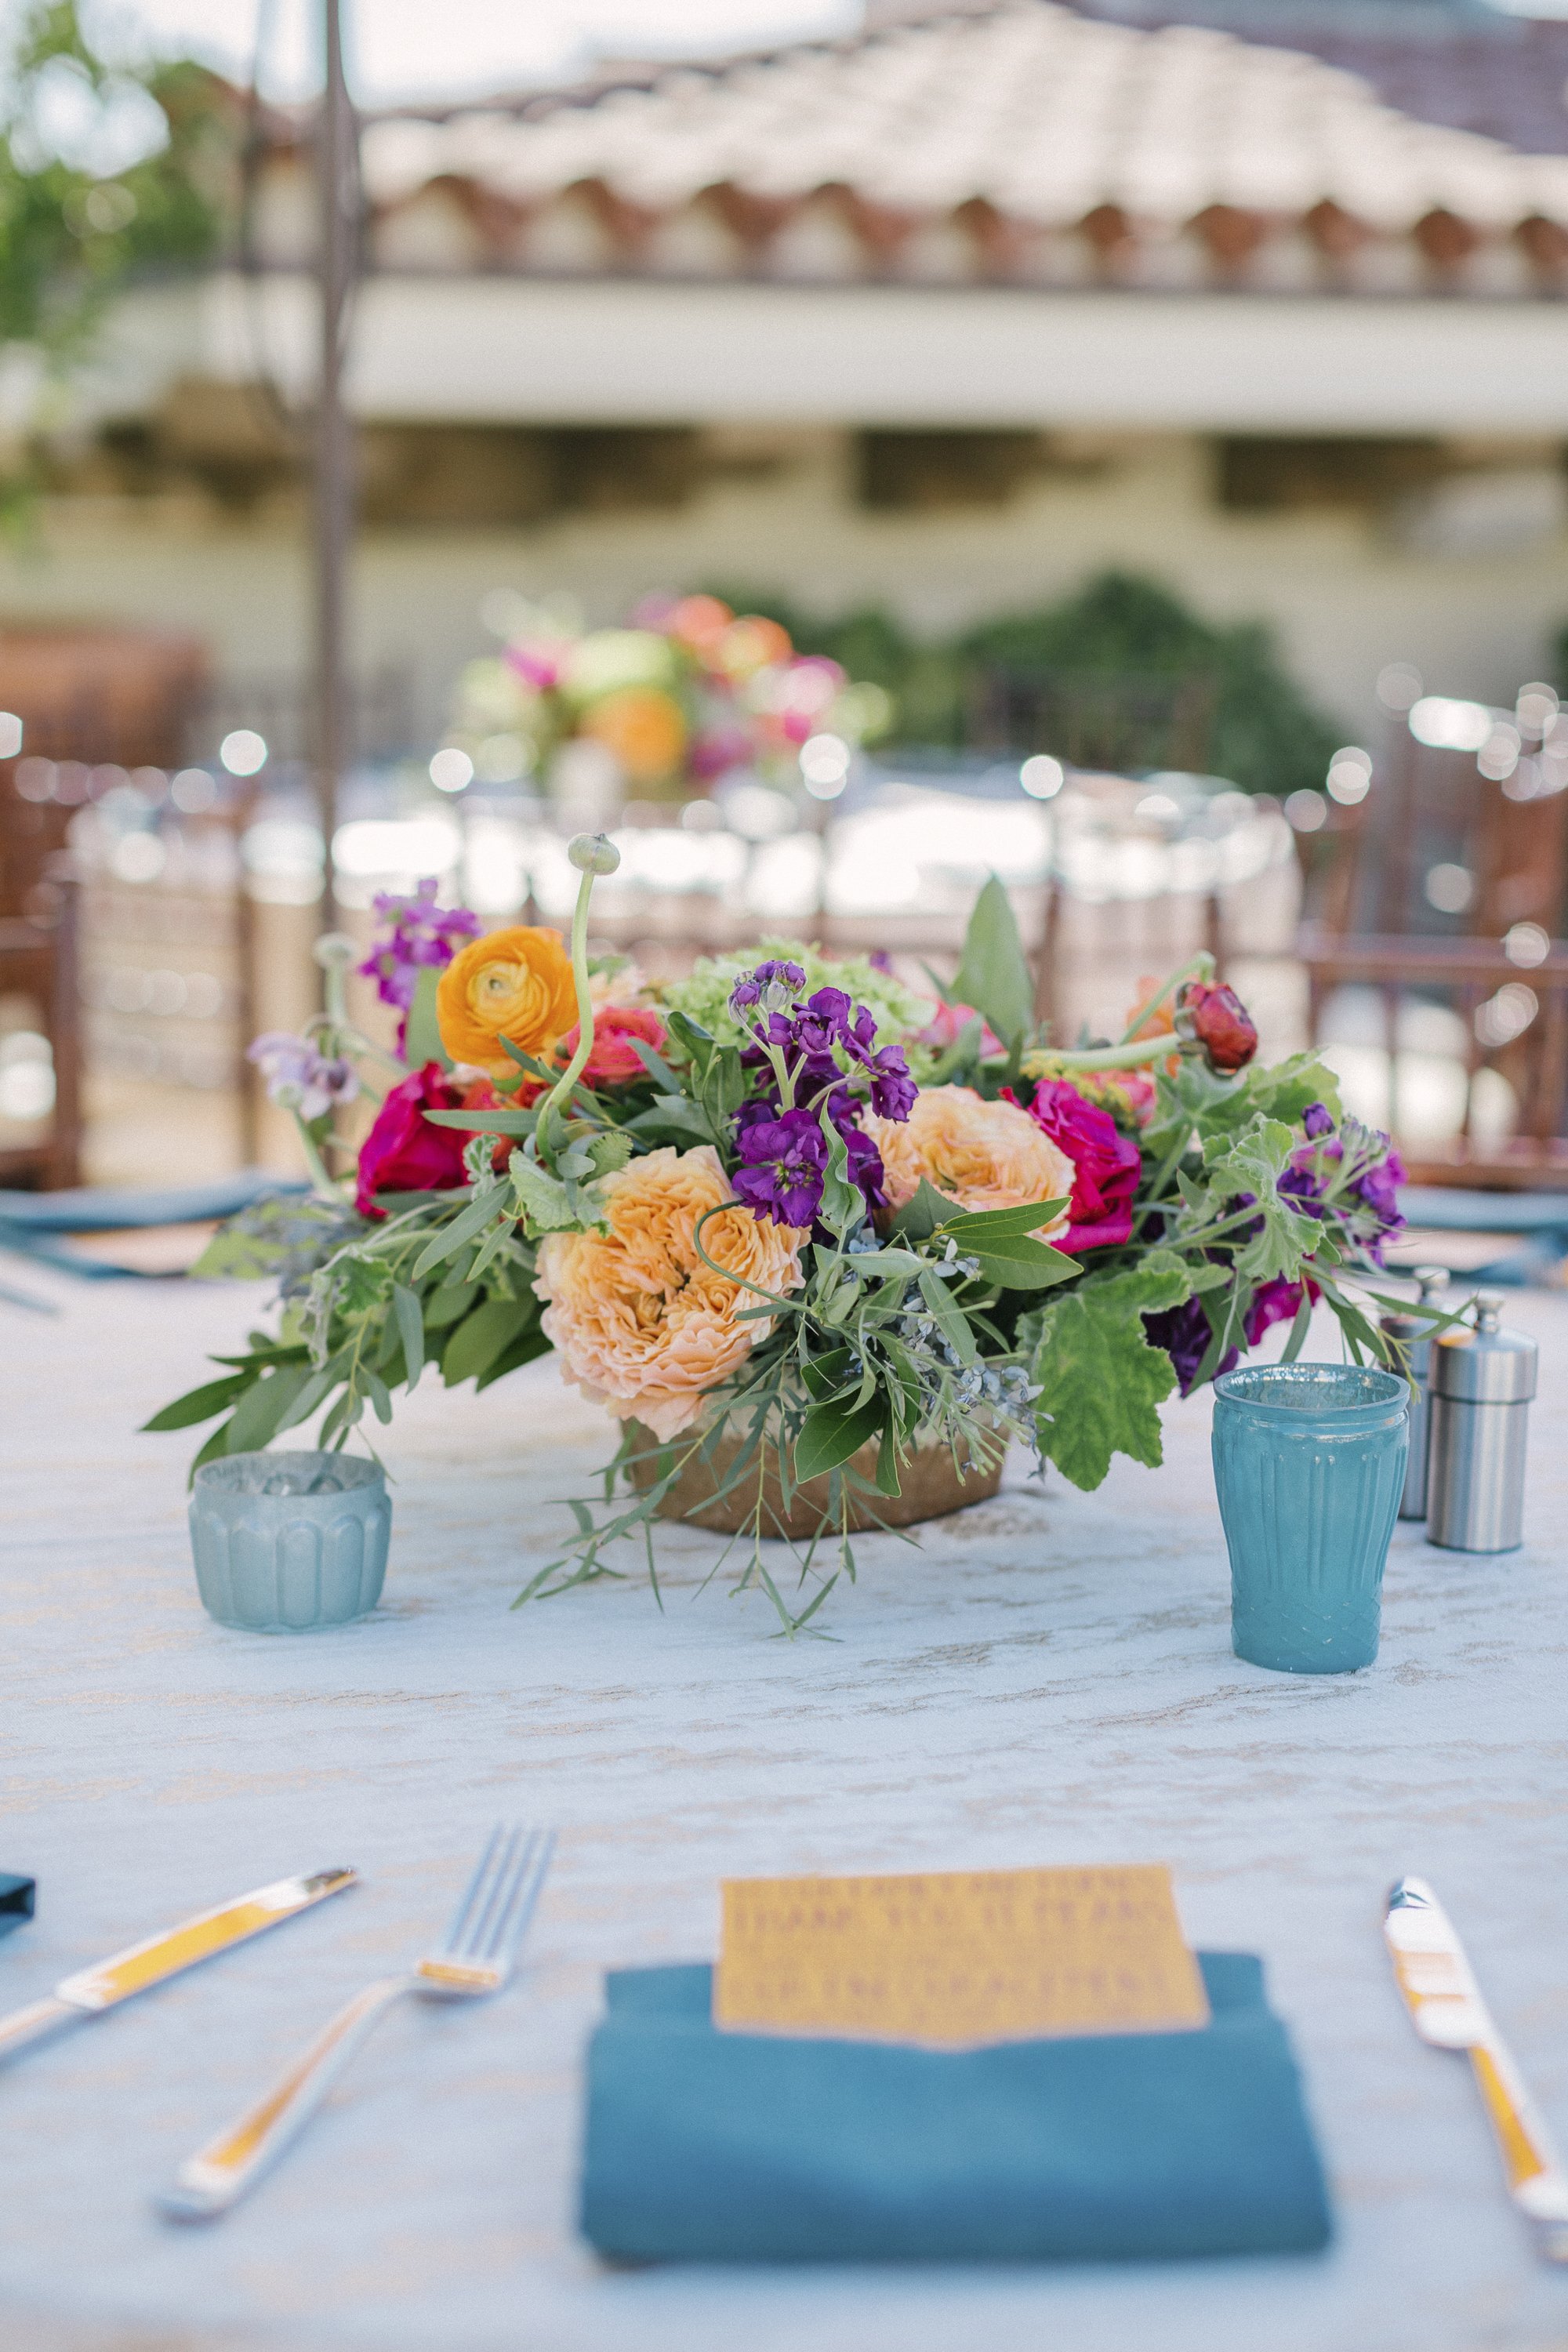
[568,832,621,877]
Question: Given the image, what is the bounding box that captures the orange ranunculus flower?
[437,925,578,1079]
[866,1085,1073,1240]
[580,685,688,784]
[533,1145,806,1442]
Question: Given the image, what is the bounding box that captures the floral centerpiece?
[449,593,891,800]
[151,848,1419,1629]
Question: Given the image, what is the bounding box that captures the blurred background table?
[5,1271,1568,2352]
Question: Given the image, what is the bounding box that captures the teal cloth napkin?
[580,1953,1331,2264]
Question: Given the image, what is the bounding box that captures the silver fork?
[159,1825,554,2220]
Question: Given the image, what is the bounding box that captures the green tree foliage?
[0,1,230,364]
[714,570,1343,798]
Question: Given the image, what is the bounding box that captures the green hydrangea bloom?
[659,941,928,1049]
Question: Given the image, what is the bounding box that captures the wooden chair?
[0,860,81,1189]
[0,625,209,1189]
[1298,691,1568,1185]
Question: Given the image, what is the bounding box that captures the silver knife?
[1385,1875,1568,2262]
[0,1867,357,2066]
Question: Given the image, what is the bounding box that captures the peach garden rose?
[866,1084,1073,1240]
[533,1145,807,1442]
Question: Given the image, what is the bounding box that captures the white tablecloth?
[5,1268,1568,2352]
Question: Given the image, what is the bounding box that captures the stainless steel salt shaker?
[1426,1293,1537,1553]
[1380,1265,1448,1520]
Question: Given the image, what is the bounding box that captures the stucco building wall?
[2,426,1565,758]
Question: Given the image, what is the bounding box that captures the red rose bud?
[1175,981,1259,1075]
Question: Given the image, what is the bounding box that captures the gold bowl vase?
[627,1420,1006,1541]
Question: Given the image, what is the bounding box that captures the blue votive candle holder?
[1212,1364,1409,1675]
[189,1450,390,1633]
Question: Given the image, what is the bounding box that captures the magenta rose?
[1244,1276,1319,1346]
[354,1062,469,1219]
[1010,1077,1142,1251]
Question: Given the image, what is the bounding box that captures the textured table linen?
[4,1272,1568,2352]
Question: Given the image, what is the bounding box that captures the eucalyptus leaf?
[499,1039,557,1082]
[391,1283,424,1386]
[410,1187,499,1279]
[423,1276,478,1330]
[442,1298,539,1386]
[942,1196,1071,1241]
[424,1108,538,1136]
[794,1395,884,1483]
[918,1266,978,1364]
[140,1370,251,1433]
[624,1097,715,1143]
[968,1233,1081,1292]
[887,1177,962,1242]
[272,1363,340,1436]
[627,1036,684,1092]
[224,1362,318,1454]
[474,1323,552,1390]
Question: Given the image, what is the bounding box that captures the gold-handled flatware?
[0,1867,357,2066]
[161,1824,553,2220]
[1385,1875,1568,2262]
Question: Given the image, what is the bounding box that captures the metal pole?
[314,0,356,933]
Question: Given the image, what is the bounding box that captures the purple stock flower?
[840,1122,887,1214]
[1354,1145,1404,1226]
[732,1107,827,1227]
[1351,1140,1406,1261]
[358,878,481,1015]
[1279,1162,1328,1217]
[1144,1296,1237,1397]
[730,972,908,1217]
[793,986,853,1058]
[865,1043,916,1122]
[728,958,806,1015]
[1302,1102,1334,1139]
[247,1031,358,1121]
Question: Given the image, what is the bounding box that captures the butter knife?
[0,1867,357,2067]
[1385,1875,1568,2261]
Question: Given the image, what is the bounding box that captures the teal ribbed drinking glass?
[1212,1364,1409,1675]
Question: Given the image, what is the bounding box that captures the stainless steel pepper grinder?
[1380,1265,1449,1521]
[1426,1293,1537,1553]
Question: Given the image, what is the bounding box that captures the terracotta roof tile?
[349,0,1568,292]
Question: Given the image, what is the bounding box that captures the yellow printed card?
[714,1864,1210,2048]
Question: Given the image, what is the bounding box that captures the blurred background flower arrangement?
[448,591,894,818]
